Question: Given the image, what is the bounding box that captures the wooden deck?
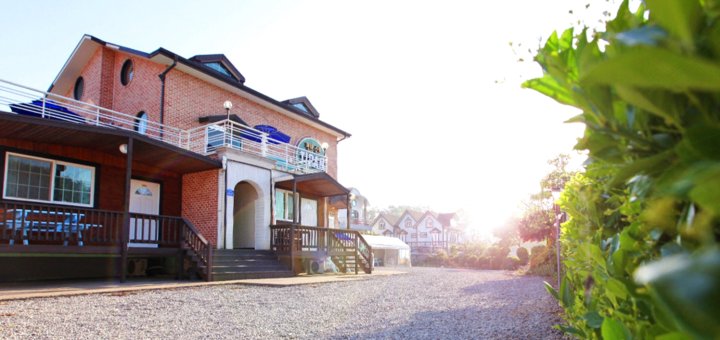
[0,200,212,281]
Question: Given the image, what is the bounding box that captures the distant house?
[371,210,464,253]
[336,188,371,232]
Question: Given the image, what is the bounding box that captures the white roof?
[362,235,410,250]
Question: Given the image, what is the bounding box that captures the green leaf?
[646,0,702,48]
[582,47,720,91]
[583,310,604,329]
[522,76,576,106]
[544,281,560,301]
[601,318,630,340]
[560,276,575,308]
[656,332,692,340]
[634,249,720,338]
[614,86,678,127]
[684,125,720,161]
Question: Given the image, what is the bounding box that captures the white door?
[300,198,318,227]
[129,179,161,248]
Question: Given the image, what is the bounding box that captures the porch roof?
[275,172,350,198]
[0,111,221,174]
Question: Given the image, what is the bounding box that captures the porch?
[0,110,219,282]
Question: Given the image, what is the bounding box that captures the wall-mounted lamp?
[223,100,233,120]
[119,143,128,154]
[321,142,329,151]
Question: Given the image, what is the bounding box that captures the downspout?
[158,57,178,139]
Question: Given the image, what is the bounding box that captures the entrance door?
[129,179,161,248]
[233,182,258,249]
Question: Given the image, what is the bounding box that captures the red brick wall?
[63,48,102,106]
[111,53,163,130]
[182,170,220,245]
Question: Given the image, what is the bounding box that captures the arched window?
[121,59,134,86]
[73,77,84,100]
[135,111,148,134]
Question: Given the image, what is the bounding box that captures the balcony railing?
[186,120,328,173]
[0,78,327,174]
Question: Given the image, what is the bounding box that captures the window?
[379,221,385,230]
[420,232,428,238]
[426,219,433,227]
[405,219,412,227]
[121,59,134,86]
[275,189,294,221]
[351,210,359,219]
[73,77,84,100]
[411,233,418,239]
[135,111,148,135]
[4,153,94,207]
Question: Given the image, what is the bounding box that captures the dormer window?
[204,62,233,78]
[292,103,309,113]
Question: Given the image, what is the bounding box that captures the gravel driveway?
[0,267,565,339]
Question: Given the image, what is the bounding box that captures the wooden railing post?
[290,224,296,274]
[206,244,213,282]
[354,234,359,274]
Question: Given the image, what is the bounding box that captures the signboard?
[296,137,325,170]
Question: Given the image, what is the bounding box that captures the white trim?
[3,152,95,208]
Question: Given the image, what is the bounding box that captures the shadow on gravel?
[335,306,557,339]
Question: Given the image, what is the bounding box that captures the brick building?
[0,35,371,281]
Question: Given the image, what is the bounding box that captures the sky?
[0,0,617,235]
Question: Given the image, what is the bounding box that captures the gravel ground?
[0,267,566,339]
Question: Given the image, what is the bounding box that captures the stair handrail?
[356,233,373,273]
[181,217,213,281]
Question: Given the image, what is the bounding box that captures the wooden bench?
[2,209,101,246]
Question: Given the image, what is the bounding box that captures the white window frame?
[275,189,297,222]
[3,152,95,207]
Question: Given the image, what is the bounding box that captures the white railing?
[0,78,188,147]
[0,78,327,174]
[186,120,328,173]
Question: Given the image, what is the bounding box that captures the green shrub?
[516,247,529,265]
[525,0,720,338]
[503,256,522,270]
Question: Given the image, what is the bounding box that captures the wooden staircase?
[210,249,294,281]
[331,254,372,274]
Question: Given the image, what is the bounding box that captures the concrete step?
[209,249,292,281]
[211,270,295,281]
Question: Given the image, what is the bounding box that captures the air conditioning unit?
[127,259,148,276]
[307,259,325,274]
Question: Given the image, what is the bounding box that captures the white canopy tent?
[363,235,411,267]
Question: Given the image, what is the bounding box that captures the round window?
[135,111,148,134]
[73,76,84,100]
[121,59,134,86]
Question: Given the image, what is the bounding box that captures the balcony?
[0,78,327,174]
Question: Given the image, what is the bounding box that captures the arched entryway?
[233,181,259,249]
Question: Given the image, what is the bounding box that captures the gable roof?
[437,213,457,227]
[189,54,245,83]
[372,213,399,226]
[49,35,351,140]
[282,96,320,118]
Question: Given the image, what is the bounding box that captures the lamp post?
[223,100,233,121]
[551,188,563,288]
